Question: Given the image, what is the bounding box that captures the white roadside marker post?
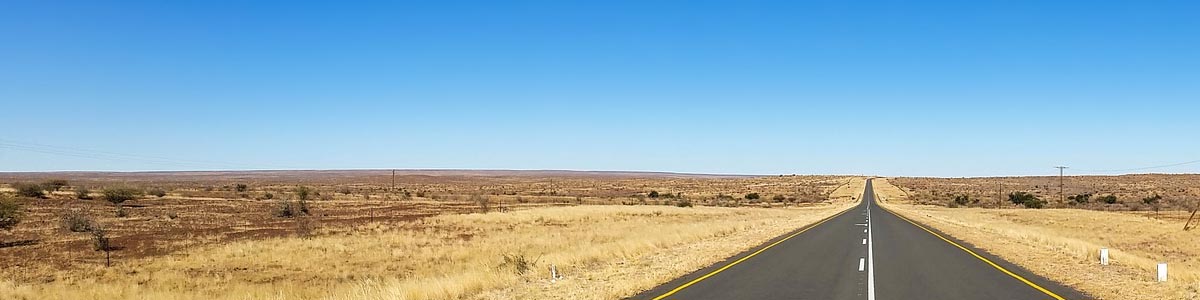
[1158,263,1168,282]
[1099,248,1109,266]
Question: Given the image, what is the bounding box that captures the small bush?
[43,179,69,191]
[471,194,490,213]
[295,216,316,238]
[61,209,95,232]
[648,191,660,198]
[13,183,46,199]
[263,193,274,200]
[235,184,248,192]
[953,195,970,206]
[1068,193,1091,204]
[148,188,167,198]
[1008,192,1045,209]
[102,187,141,205]
[91,226,113,267]
[744,193,761,200]
[772,194,786,202]
[0,196,22,231]
[295,186,312,201]
[675,199,693,207]
[1142,193,1162,205]
[1097,194,1119,204]
[500,253,541,275]
[273,199,310,218]
[75,187,93,200]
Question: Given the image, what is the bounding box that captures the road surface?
[633,179,1088,300]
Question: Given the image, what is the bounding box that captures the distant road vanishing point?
[633,179,1089,300]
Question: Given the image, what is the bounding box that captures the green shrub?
[148,188,167,198]
[60,209,95,232]
[648,191,660,198]
[273,199,310,218]
[235,184,248,192]
[1068,193,1091,204]
[1097,194,1119,204]
[13,183,46,199]
[0,196,22,231]
[1142,193,1162,205]
[43,179,69,191]
[75,187,93,200]
[1008,192,1045,209]
[744,193,761,200]
[295,186,312,201]
[91,226,113,267]
[953,195,971,206]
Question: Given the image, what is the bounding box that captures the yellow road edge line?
[651,203,857,300]
[880,206,1066,300]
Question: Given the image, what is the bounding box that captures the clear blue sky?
[2,1,1198,177]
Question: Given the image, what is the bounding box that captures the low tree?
[648,191,660,198]
[744,193,761,200]
[235,184,248,193]
[102,187,141,216]
[13,183,46,199]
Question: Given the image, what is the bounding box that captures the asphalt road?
[632,179,1089,300]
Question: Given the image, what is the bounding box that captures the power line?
[1072,159,1200,173]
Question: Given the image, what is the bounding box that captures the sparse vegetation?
[295,186,312,201]
[148,188,167,198]
[0,196,22,233]
[91,226,113,267]
[43,179,69,191]
[13,183,46,199]
[75,187,92,200]
[273,199,311,218]
[1097,194,1119,204]
[1068,193,1091,204]
[472,194,490,213]
[0,172,858,300]
[744,193,760,200]
[1007,192,1045,209]
[60,209,95,232]
[102,187,141,216]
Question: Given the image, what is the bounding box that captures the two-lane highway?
[633,179,1088,300]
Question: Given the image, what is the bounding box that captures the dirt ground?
[0,171,857,288]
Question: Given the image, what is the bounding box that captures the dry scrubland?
[889,174,1200,211]
[876,177,1200,300]
[0,171,862,299]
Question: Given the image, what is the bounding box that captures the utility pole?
[1055,166,1069,204]
[391,169,396,192]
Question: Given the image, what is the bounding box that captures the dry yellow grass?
[875,178,1200,300]
[1,203,852,300]
[828,177,868,203]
